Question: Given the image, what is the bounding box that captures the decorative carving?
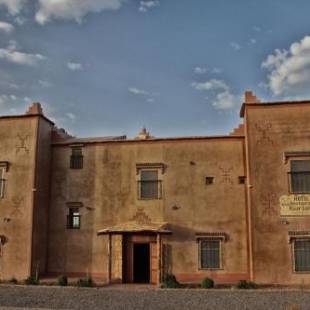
[11,196,24,217]
[261,192,277,216]
[16,134,30,154]
[255,123,274,145]
[131,209,151,224]
[218,166,233,185]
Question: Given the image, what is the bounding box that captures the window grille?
[67,208,81,229]
[70,147,83,169]
[290,160,310,193]
[200,239,221,269]
[294,239,310,272]
[138,170,162,199]
[0,168,5,199]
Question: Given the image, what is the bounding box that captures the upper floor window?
[290,160,310,193]
[293,239,310,272]
[70,147,83,169]
[67,207,81,229]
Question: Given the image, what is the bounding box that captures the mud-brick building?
[1,91,310,285]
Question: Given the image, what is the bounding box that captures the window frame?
[70,146,84,170]
[292,238,310,273]
[136,165,164,200]
[67,207,81,229]
[0,166,6,199]
[198,238,223,270]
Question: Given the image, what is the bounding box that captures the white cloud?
[38,80,52,87]
[262,35,310,96]
[0,21,14,33]
[194,66,207,74]
[35,0,124,24]
[0,42,46,66]
[67,62,83,71]
[14,16,27,25]
[212,67,222,74]
[253,26,261,32]
[0,0,26,15]
[192,78,239,110]
[66,112,76,120]
[139,0,160,12]
[128,87,149,95]
[250,38,257,44]
[192,79,229,92]
[230,42,241,51]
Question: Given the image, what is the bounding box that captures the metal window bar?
[288,172,310,193]
[137,180,162,199]
[70,155,83,169]
[67,214,81,229]
[294,240,310,272]
[0,168,5,198]
[200,240,220,269]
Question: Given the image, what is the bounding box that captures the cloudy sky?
[0,0,310,138]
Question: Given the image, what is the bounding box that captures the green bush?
[162,273,180,288]
[9,277,18,284]
[24,276,39,285]
[201,277,214,289]
[236,280,257,289]
[76,277,93,287]
[58,275,68,286]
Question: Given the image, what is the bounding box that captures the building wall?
[47,138,249,283]
[0,116,38,280]
[245,103,310,284]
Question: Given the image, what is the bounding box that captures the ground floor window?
[293,239,310,272]
[200,239,221,269]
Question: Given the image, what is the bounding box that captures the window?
[67,208,81,229]
[293,239,310,272]
[70,147,83,169]
[138,170,162,199]
[205,176,214,185]
[290,160,310,193]
[200,239,221,269]
[0,168,5,199]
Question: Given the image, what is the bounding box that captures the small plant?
[162,273,180,288]
[9,277,18,284]
[76,277,93,287]
[24,276,39,285]
[201,277,214,289]
[58,275,68,286]
[236,280,257,289]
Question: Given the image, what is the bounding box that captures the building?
[0,91,310,285]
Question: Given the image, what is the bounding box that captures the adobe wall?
[48,137,249,283]
[0,116,39,280]
[245,103,310,284]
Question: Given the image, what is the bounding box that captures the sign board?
[280,194,310,216]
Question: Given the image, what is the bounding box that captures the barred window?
[138,170,162,199]
[290,160,310,193]
[67,208,81,229]
[293,239,310,272]
[200,239,221,269]
[70,147,83,169]
[0,168,5,199]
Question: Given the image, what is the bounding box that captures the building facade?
[0,91,310,285]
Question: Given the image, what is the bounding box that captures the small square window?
[238,176,246,184]
[70,147,83,169]
[205,177,214,185]
[67,208,81,229]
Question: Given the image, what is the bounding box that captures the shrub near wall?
[201,278,214,289]
[162,274,180,288]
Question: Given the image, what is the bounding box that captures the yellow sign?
[280,195,310,216]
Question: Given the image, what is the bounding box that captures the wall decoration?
[255,123,274,145]
[218,166,233,186]
[11,196,25,217]
[261,192,277,216]
[16,134,30,154]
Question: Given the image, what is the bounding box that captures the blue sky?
[0,0,310,138]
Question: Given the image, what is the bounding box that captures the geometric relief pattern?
[218,166,233,186]
[255,123,274,145]
[260,192,277,216]
[10,196,25,217]
[16,134,30,154]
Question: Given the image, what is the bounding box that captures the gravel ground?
[0,285,308,310]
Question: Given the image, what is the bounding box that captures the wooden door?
[150,242,158,284]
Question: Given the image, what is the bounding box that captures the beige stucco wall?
[48,137,249,283]
[245,103,310,284]
[0,116,38,280]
